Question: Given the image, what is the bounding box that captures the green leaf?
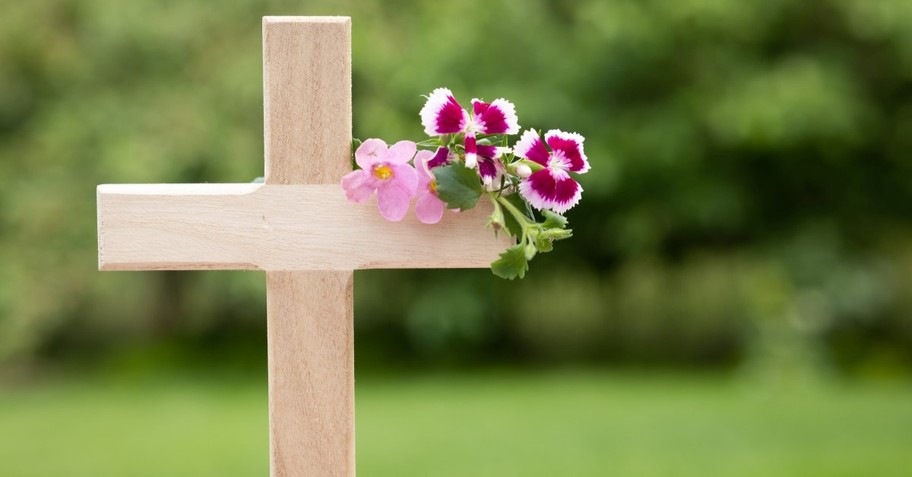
[435,164,483,210]
[351,138,363,168]
[477,135,505,146]
[541,209,568,229]
[416,138,441,147]
[491,244,529,280]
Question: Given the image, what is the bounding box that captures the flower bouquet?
[342,88,589,279]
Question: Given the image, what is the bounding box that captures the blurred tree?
[1,0,911,375]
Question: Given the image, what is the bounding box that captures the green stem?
[496,195,533,228]
[494,193,539,248]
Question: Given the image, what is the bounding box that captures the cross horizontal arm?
[97,183,510,271]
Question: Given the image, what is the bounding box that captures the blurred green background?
[2,0,912,475]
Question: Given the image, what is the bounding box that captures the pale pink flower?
[341,139,418,221]
[414,149,446,224]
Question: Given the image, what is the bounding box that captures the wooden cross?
[97,16,507,476]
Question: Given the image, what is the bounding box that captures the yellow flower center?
[373,164,393,180]
[429,180,438,194]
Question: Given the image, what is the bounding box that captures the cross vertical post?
[262,17,354,477]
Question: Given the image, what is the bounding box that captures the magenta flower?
[341,138,418,221]
[514,129,589,214]
[414,150,446,224]
[419,88,519,170]
[475,145,505,188]
[426,146,452,169]
[423,144,505,188]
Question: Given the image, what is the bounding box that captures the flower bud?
[487,204,506,232]
[514,163,533,178]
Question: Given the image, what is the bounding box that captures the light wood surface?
[263,16,352,185]
[267,270,355,477]
[96,183,506,271]
[263,17,355,477]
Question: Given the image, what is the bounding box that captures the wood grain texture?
[263,17,354,477]
[97,183,508,271]
[267,270,354,477]
[263,16,352,186]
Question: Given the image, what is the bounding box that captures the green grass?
[1,370,910,476]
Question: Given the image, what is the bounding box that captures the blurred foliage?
[2,0,912,376]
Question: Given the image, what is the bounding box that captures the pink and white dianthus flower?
[341,138,418,221]
[474,144,506,189]
[414,150,447,224]
[419,88,519,170]
[426,146,452,169]
[514,129,589,214]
